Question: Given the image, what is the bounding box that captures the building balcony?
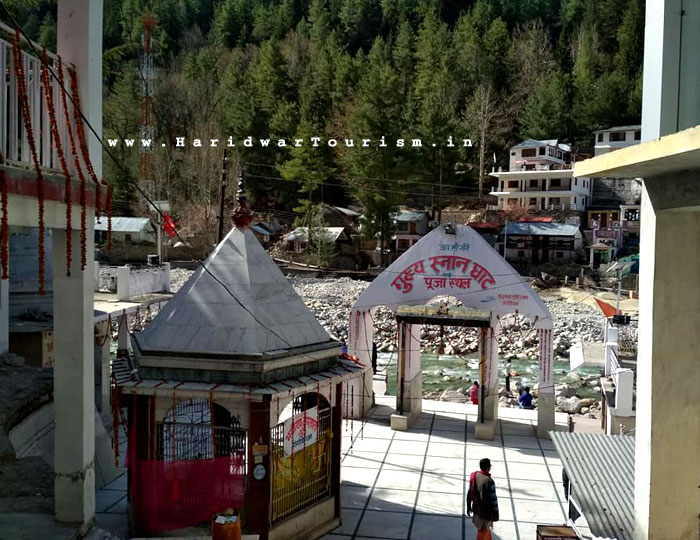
[0,27,67,176]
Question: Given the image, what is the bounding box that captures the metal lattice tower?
[139,13,157,196]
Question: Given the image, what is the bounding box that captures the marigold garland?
[57,55,87,271]
[0,152,7,281]
[12,31,46,294]
[68,66,101,217]
[41,49,74,276]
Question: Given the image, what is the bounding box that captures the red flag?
[594,297,618,317]
[162,213,176,238]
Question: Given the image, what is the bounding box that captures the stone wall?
[592,177,643,206]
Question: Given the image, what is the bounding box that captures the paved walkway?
[323,396,569,540]
[95,396,571,540]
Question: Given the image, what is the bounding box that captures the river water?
[379,352,602,400]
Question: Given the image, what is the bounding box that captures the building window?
[556,251,564,259]
[574,178,577,186]
[611,213,619,221]
[398,239,410,251]
[625,208,640,221]
[550,197,561,205]
[507,198,518,206]
[550,178,561,187]
[574,197,577,204]
[507,180,519,189]
[518,250,525,258]
[529,179,539,188]
[597,133,604,142]
[610,132,626,142]
[125,234,132,242]
[409,222,417,234]
[634,130,641,141]
[525,164,535,170]
[397,222,408,232]
[548,148,555,157]
[521,148,536,158]
[539,147,545,155]
[529,198,537,206]
[511,151,516,156]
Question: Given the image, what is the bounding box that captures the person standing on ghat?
[467,458,500,540]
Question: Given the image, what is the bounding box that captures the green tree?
[520,71,570,141]
[278,120,336,218]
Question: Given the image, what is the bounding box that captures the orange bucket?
[212,509,241,540]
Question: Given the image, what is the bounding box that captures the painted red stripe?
[4,167,97,207]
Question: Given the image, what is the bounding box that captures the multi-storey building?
[593,125,642,156]
[490,139,592,212]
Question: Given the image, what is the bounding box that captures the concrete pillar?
[0,276,8,354]
[96,320,111,414]
[476,322,500,440]
[93,261,100,292]
[537,328,555,439]
[52,225,96,525]
[116,266,130,301]
[391,322,422,431]
[58,0,103,177]
[163,262,171,292]
[633,174,700,540]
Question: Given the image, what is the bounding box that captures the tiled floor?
[322,396,569,540]
[97,395,570,540]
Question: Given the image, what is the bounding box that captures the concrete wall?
[268,497,338,540]
[116,264,170,300]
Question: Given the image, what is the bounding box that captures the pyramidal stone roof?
[135,226,334,357]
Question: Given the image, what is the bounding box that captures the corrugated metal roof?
[392,210,427,222]
[285,227,347,243]
[504,222,580,237]
[550,432,635,540]
[94,217,152,233]
[594,125,641,133]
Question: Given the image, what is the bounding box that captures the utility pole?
[616,269,622,313]
[217,149,228,243]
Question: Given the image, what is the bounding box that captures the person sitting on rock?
[519,387,534,409]
[469,381,480,405]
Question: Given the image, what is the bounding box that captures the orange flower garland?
[57,55,87,271]
[12,31,46,295]
[41,49,74,276]
[68,66,101,217]
[0,152,7,280]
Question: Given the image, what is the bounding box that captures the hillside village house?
[94,216,155,245]
[490,139,593,212]
[392,209,429,252]
[498,221,583,265]
[593,125,642,155]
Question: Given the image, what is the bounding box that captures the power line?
[242,160,484,193]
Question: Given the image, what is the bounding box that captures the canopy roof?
[353,224,552,327]
[551,432,635,540]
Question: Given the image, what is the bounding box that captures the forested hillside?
[4,0,644,242]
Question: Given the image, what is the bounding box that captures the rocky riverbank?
[170,270,634,418]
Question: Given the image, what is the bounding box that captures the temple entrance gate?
[348,224,554,439]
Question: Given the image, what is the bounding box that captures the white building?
[491,139,592,212]
[593,125,642,156]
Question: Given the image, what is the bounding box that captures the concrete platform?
[323,395,570,540]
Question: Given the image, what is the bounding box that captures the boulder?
[580,407,589,415]
[579,398,596,408]
[558,396,583,414]
[557,384,578,398]
[440,390,469,403]
[1,353,25,366]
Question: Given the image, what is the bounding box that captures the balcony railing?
[0,24,65,174]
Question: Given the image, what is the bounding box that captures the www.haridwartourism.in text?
[106,136,474,148]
